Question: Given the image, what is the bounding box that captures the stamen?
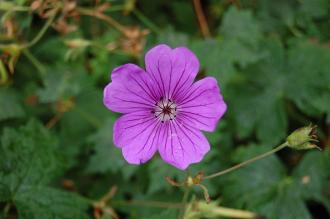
[153,98,177,123]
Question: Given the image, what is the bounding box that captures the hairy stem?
[204,142,289,180]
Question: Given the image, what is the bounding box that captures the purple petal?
[158,122,210,170]
[145,44,200,99]
[113,112,161,164]
[177,77,227,132]
[103,64,156,113]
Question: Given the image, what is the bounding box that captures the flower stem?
[203,142,289,180]
[111,200,183,209]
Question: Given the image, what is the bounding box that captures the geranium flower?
[103,44,227,169]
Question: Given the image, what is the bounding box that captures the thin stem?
[192,0,211,38]
[23,8,59,49]
[77,7,126,34]
[133,9,160,34]
[204,142,289,180]
[178,187,190,219]
[22,49,47,75]
[72,106,103,129]
[111,200,183,209]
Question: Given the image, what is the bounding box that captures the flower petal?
[113,112,162,164]
[158,122,210,170]
[145,44,200,99]
[103,64,157,113]
[177,77,227,132]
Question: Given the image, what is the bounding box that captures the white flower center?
[153,98,177,122]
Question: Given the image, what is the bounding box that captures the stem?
[77,7,126,34]
[22,49,47,75]
[178,187,190,219]
[23,8,59,49]
[111,200,183,209]
[204,142,288,180]
[192,0,211,38]
[72,106,103,129]
[133,9,160,34]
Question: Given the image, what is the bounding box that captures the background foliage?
[1,0,330,218]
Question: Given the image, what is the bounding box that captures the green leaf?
[228,39,287,144]
[299,0,329,18]
[222,144,287,209]
[0,120,64,194]
[37,69,91,103]
[15,186,89,219]
[0,88,25,121]
[293,150,330,212]
[221,145,330,219]
[86,116,137,179]
[286,39,330,120]
[220,6,262,46]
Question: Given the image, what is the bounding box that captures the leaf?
[286,39,330,120]
[299,0,329,18]
[222,144,287,209]
[220,6,262,46]
[37,69,91,104]
[228,39,288,145]
[58,88,109,166]
[157,28,189,47]
[0,120,64,194]
[86,116,137,179]
[192,7,266,89]
[0,88,25,121]
[221,144,330,219]
[15,186,89,219]
[293,150,330,212]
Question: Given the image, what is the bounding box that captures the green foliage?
[221,145,330,219]
[1,0,330,218]
[0,121,89,218]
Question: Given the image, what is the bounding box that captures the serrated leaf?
[0,120,64,194]
[228,39,287,144]
[15,186,89,219]
[286,40,330,120]
[37,69,91,103]
[220,6,262,46]
[86,116,137,176]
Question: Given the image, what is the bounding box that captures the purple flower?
[103,44,227,170]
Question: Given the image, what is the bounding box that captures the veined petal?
[145,44,200,99]
[158,122,210,170]
[177,77,227,132]
[113,112,161,164]
[103,64,157,113]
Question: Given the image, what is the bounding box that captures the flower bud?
[286,125,321,150]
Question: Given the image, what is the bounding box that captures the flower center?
[153,97,177,122]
